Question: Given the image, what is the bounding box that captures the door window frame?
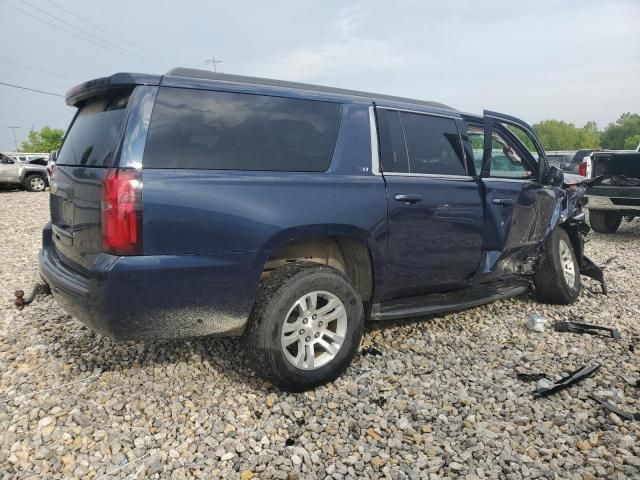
[375,106,474,179]
[465,123,538,181]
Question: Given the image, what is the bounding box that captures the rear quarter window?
[143,88,342,172]
[57,92,130,166]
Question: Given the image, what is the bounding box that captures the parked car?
[580,151,640,233]
[39,69,604,391]
[546,150,593,173]
[3,152,50,163]
[0,152,49,191]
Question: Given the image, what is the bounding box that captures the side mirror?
[49,150,58,162]
[547,165,564,186]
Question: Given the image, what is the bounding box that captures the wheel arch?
[258,226,381,309]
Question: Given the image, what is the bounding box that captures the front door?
[378,107,484,300]
[465,110,558,273]
[0,154,19,182]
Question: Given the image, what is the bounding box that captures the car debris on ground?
[554,320,621,339]
[533,364,601,397]
[590,396,639,422]
[526,313,548,332]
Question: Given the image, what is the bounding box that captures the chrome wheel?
[280,291,347,370]
[558,239,576,286]
[29,176,45,191]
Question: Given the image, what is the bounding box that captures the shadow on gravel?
[46,324,272,393]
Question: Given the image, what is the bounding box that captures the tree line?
[15,112,640,154]
[534,113,640,151]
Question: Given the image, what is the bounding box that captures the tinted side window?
[377,109,409,173]
[400,112,466,175]
[144,88,341,171]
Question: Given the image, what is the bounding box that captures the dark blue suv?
[40,69,604,390]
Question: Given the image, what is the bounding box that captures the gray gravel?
[1,189,639,479]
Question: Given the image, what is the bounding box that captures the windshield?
[57,91,130,166]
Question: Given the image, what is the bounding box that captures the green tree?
[623,133,640,150]
[20,126,64,152]
[600,113,640,149]
[532,120,600,150]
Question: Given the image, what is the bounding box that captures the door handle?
[492,198,515,206]
[394,193,423,204]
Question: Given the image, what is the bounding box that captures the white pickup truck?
[580,151,640,233]
[0,152,49,192]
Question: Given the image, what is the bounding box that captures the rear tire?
[534,227,580,305]
[244,262,364,392]
[24,174,47,192]
[589,210,621,234]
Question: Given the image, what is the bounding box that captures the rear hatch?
[50,91,131,274]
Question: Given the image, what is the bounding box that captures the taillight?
[578,162,587,177]
[101,168,143,255]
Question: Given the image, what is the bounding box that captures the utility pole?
[7,126,20,152]
[205,58,223,73]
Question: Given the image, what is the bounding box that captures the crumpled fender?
[557,184,607,294]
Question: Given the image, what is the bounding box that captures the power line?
[16,0,163,65]
[0,0,164,66]
[42,0,179,65]
[0,81,64,97]
[0,57,72,80]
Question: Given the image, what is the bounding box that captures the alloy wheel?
[280,291,348,370]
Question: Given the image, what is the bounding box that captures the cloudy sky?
[1,0,638,151]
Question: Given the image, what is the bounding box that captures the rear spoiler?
[65,73,162,107]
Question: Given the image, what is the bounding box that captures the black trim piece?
[554,321,620,339]
[370,281,528,321]
[533,364,601,398]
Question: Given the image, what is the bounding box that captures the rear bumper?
[39,225,262,340]
[585,186,640,213]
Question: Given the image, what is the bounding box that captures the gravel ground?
[1,189,639,480]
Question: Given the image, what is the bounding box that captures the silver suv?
[0,153,49,192]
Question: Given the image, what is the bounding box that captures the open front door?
[464,110,560,275]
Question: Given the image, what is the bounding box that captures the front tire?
[24,174,47,192]
[589,210,622,234]
[244,262,364,392]
[534,227,580,304]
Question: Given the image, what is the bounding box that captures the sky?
[1,0,639,152]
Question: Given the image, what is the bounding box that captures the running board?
[370,282,529,321]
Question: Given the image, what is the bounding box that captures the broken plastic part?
[361,345,383,356]
[590,396,639,422]
[554,321,621,340]
[526,313,547,333]
[516,372,548,382]
[620,376,640,388]
[533,364,601,398]
[580,256,607,294]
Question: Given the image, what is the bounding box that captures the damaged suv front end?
[560,177,607,293]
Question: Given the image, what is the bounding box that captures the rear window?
[143,88,341,171]
[57,92,130,166]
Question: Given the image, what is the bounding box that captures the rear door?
[466,111,558,270]
[49,90,133,274]
[378,107,484,300]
